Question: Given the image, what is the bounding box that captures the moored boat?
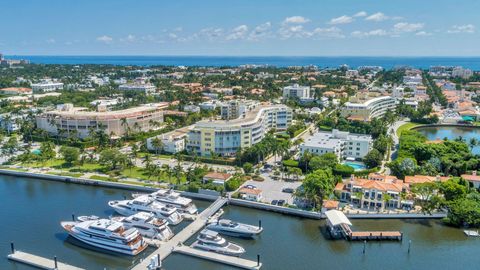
[133,189,198,215]
[192,229,245,256]
[206,219,263,238]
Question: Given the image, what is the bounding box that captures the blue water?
[343,162,367,171]
[6,55,480,69]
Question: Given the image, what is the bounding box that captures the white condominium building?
[36,103,168,138]
[118,78,156,94]
[340,95,396,121]
[31,79,64,93]
[283,84,311,99]
[300,129,372,160]
[187,104,292,157]
[220,100,260,120]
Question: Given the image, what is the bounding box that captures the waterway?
[1,175,479,270]
[415,126,480,155]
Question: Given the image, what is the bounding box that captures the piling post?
[258,220,262,229]
[157,254,162,269]
[408,240,411,254]
[257,254,260,266]
[72,213,75,221]
[54,256,58,269]
[10,242,15,254]
[363,240,366,254]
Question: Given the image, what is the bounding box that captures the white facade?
[341,96,397,121]
[300,129,372,160]
[31,80,64,92]
[452,67,473,79]
[118,83,156,94]
[283,84,311,99]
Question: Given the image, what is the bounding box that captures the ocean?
[6,55,480,70]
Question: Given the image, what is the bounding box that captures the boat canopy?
[325,210,352,226]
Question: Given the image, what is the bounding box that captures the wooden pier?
[348,231,403,241]
[175,245,261,270]
[7,250,84,270]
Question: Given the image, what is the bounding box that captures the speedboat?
[464,230,480,237]
[111,212,174,241]
[192,229,245,256]
[206,219,263,238]
[133,189,198,215]
[108,195,183,225]
[60,218,148,256]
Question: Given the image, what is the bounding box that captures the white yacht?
[111,212,174,241]
[133,189,198,215]
[206,219,263,238]
[192,229,245,256]
[60,218,148,256]
[108,195,183,225]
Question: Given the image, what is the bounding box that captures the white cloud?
[329,15,353,25]
[351,29,387,38]
[312,27,345,39]
[393,22,424,33]
[196,28,224,41]
[46,38,56,44]
[365,12,388,22]
[96,35,113,43]
[248,22,272,40]
[354,11,367,17]
[447,24,475,34]
[226,25,249,40]
[283,16,310,24]
[415,31,432,36]
[278,25,310,39]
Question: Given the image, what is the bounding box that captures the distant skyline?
[1,0,480,56]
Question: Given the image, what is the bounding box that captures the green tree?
[363,149,383,169]
[242,162,253,174]
[308,153,338,171]
[298,169,335,210]
[60,146,80,166]
[99,148,127,170]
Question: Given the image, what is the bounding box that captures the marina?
[2,174,480,270]
[7,250,84,270]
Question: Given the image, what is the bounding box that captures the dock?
[7,250,84,270]
[325,210,403,241]
[174,245,261,270]
[132,197,230,270]
[349,231,403,241]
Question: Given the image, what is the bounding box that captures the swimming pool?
[343,162,367,171]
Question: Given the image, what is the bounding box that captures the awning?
[325,210,352,226]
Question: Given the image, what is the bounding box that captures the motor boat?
[192,229,245,256]
[111,212,174,241]
[60,218,147,256]
[133,189,198,215]
[108,195,183,225]
[206,219,263,238]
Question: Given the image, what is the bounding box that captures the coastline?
[0,168,446,220]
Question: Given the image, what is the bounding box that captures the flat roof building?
[340,95,396,121]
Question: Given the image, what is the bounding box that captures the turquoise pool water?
[32,149,41,155]
[343,162,367,171]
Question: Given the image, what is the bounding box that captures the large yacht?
[206,219,263,238]
[111,212,174,241]
[108,195,183,225]
[60,218,148,256]
[133,189,198,215]
[192,229,245,256]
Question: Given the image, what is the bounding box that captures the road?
[380,119,409,174]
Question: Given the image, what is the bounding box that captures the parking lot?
[242,173,302,206]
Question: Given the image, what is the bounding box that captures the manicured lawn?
[120,167,186,184]
[46,172,83,177]
[23,159,66,168]
[89,175,117,182]
[396,122,422,137]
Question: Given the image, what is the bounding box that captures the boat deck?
[8,250,84,270]
[349,231,403,241]
[175,245,261,270]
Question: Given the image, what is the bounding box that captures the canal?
[1,175,479,270]
[415,125,480,154]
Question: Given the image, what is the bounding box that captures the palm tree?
[151,137,163,155]
[143,154,152,168]
[469,138,478,150]
[120,118,129,137]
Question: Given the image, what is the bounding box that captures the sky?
[1,0,480,56]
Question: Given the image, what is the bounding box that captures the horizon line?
[4,54,480,58]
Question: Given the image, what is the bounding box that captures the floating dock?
[7,250,84,270]
[175,245,261,270]
[349,231,403,241]
[132,197,230,270]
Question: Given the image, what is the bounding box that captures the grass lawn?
[46,172,83,177]
[120,167,187,184]
[23,159,66,168]
[396,122,422,137]
[89,175,117,182]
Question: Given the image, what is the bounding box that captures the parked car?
[277,200,286,206]
[282,187,295,193]
[244,184,257,189]
[271,200,278,205]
